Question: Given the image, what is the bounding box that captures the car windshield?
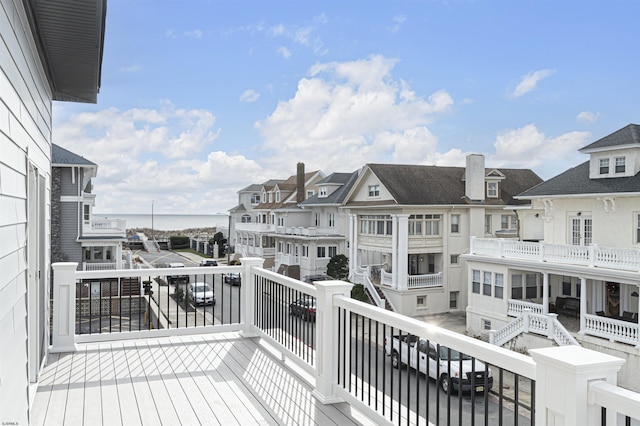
[194,285,211,292]
[439,347,472,361]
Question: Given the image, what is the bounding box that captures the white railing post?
[588,244,597,268]
[523,309,531,333]
[530,346,624,426]
[546,313,558,340]
[498,239,504,257]
[539,241,546,262]
[51,262,79,353]
[489,330,496,344]
[239,257,265,337]
[312,280,353,404]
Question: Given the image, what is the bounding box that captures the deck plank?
[62,347,87,425]
[111,342,144,426]
[98,343,123,425]
[32,332,367,426]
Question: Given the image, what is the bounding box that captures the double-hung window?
[328,213,335,227]
[368,184,380,197]
[495,273,504,299]
[317,246,326,258]
[483,271,492,296]
[328,246,337,257]
[599,158,609,175]
[451,214,460,233]
[636,214,640,244]
[512,274,523,299]
[487,182,498,198]
[425,214,441,236]
[615,157,626,173]
[472,270,480,294]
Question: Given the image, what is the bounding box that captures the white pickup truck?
[384,334,493,393]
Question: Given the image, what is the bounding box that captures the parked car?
[167,262,189,285]
[199,259,218,267]
[224,273,241,285]
[301,275,332,284]
[187,282,215,306]
[289,296,317,321]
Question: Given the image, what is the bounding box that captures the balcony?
[36,260,640,425]
[83,218,127,237]
[380,269,443,289]
[235,222,276,233]
[470,237,640,271]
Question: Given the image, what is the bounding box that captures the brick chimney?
[296,162,305,204]
[465,154,485,202]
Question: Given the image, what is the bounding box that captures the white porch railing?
[508,299,544,317]
[491,309,579,347]
[407,272,443,288]
[83,262,117,271]
[83,218,126,235]
[470,237,640,271]
[584,314,640,346]
[50,260,640,425]
[358,266,386,309]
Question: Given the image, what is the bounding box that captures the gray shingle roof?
[52,144,96,166]
[517,161,640,197]
[300,172,358,206]
[348,164,542,206]
[580,124,640,152]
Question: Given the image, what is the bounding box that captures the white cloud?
[239,89,260,103]
[119,64,142,73]
[184,29,203,39]
[577,111,600,123]
[489,124,589,168]
[255,55,454,173]
[52,103,266,214]
[165,29,177,39]
[389,15,407,33]
[277,46,291,58]
[509,69,555,98]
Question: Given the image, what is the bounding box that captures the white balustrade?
[471,238,640,272]
[83,262,117,271]
[508,299,543,317]
[407,272,443,288]
[584,314,640,346]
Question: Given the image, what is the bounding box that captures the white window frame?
[275,191,280,202]
[487,182,498,198]
[483,271,492,296]
[615,156,626,174]
[599,158,609,175]
[317,246,326,258]
[636,213,640,244]
[495,273,504,299]
[302,245,309,257]
[328,213,335,227]
[368,184,380,197]
[251,193,260,205]
[472,269,480,294]
[501,214,517,230]
[451,214,460,233]
[328,246,337,258]
[424,214,441,236]
[485,215,492,234]
[319,187,327,197]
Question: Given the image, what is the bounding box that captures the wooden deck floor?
[31,333,367,426]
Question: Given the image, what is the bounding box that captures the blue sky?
[53,0,640,214]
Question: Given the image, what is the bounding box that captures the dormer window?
[251,193,260,205]
[368,184,380,197]
[486,182,498,198]
[262,192,266,203]
[599,158,609,175]
[306,190,314,199]
[276,190,280,202]
[319,187,327,197]
[268,193,272,203]
[615,157,626,174]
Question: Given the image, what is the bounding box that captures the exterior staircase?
[490,309,580,347]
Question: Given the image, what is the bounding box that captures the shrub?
[327,254,349,279]
[351,283,369,302]
[170,236,190,249]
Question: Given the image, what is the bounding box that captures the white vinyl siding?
[1,2,55,422]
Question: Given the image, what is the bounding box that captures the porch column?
[580,277,587,333]
[397,214,410,291]
[530,346,624,426]
[115,244,123,269]
[542,272,549,314]
[348,214,357,276]
[313,280,353,404]
[239,257,265,337]
[51,262,78,353]
[391,215,398,289]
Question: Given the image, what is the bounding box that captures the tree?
[327,254,349,280]
[209,232,227,257]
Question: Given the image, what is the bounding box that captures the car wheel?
[440,374,452,393]
[391,351,400,369]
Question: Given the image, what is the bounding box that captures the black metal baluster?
[470,358,476,426]
[514,373,519,426]
[458,355,463,426]
[499,368,504,426]
[425,338,430,426]
[530,378,535,426]
[446,347,451,426]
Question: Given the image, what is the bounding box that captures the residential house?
[0,0,105,422]
[277,170,358,279]
[463,124,640,391]
[52,144,128,271]
[343,154,543,317]
[232,163,325,270]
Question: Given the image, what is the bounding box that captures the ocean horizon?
[94,213,229,231]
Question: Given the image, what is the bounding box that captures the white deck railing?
[51,259,640,426]
[407,271,443,288]
[83,218,126,235]
[584,314,640,346]
[82,262,117,271]
[508,299,544,317]
[470,237,640,271]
